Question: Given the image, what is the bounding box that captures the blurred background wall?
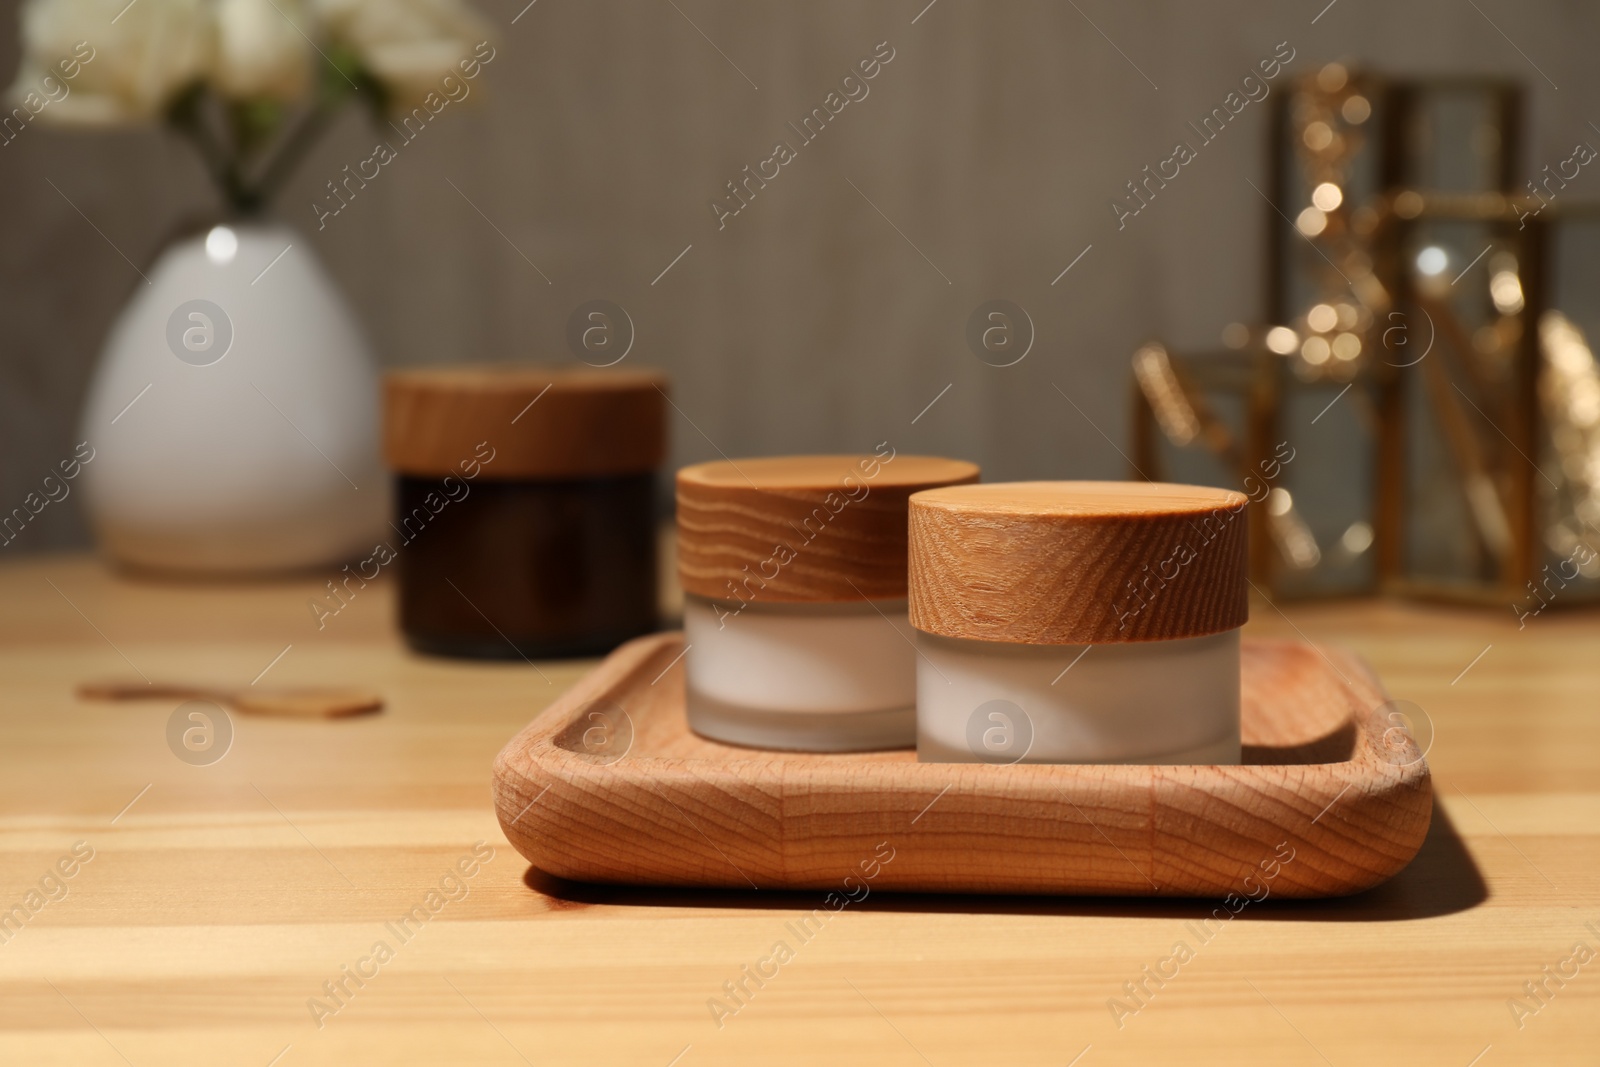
[1,0,1594,552]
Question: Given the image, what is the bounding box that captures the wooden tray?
[492,633,1431,898]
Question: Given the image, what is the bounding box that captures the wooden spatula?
[78,681,383,719]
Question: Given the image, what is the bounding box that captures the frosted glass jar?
[915,629,1241,764]
[907,481,1250,765]
[676,453,979,751]
[684,596,916,751]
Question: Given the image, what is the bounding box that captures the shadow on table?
[522,803,1486,922]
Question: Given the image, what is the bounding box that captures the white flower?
[214,0,313,100]
[11,0,213,123]
[314,0,491,110]
[5,0,492,125]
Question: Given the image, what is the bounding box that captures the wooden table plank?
[1,555,1596,1064]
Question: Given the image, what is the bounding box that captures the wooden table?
[1,554,1595,1065]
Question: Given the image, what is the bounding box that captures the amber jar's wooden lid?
[384,365,667,479]
[908,481,1249,645]
[677,453,980,602]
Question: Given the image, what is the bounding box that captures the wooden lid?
[908,481,1249,644]
[384,365,667,479]
[677,453,980,602]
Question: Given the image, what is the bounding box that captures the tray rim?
[493,631,1432,898]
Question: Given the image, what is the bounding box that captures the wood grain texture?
[909,481,1250,644]
[384,364,667,479]
[676,453,980,602]
[493,631,1429,897]
[8,554,1600,1067]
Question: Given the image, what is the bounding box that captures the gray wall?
[2,0,1596,552]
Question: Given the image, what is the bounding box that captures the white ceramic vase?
[79,221,387,574]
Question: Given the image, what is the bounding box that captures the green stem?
[168,73,350,217]
[245,103,334,209]
[168,85,258,216]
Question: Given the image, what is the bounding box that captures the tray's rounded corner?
[1286,760,1434,899]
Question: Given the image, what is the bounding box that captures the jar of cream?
[677,451,980,751]
[384,365,666,659]
[908,481,1248,764]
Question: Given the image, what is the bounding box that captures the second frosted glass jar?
[677,452,979,751]
[907,481,1250,764]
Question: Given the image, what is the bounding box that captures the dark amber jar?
[383,365,667,660]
